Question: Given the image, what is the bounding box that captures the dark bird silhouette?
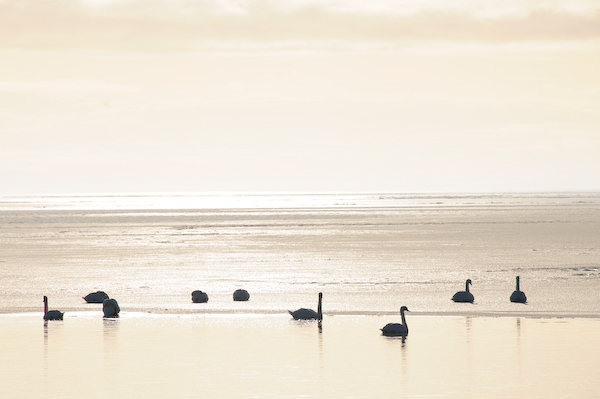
[452,279,474,303]
[381,306,410,336]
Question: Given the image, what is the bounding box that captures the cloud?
[1,0,600,51]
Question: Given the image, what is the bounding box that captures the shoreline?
[3,309,599,319]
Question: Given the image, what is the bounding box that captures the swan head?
[43,296,48,303]
[400,306,409,313]
[318,292,323,299]
[466,279,472,286]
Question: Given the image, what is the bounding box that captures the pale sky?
[1,0,599,194]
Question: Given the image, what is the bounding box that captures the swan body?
[289,292,322,321]
[452,279,474,303]
[510,276,527,303]
[289,308,319,319]
[233,289,250,301]
[83,291,109,303]
[381,306,409,336]
[192,290,209,303]
[103,298,120,318]
[43,296,63,321]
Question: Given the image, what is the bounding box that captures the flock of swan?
[43,288,255,321]
[43,276,528,337]
[44,291,120,321]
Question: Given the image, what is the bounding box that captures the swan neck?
[317,294,322,320]
[465,281,470,292]
[516,276,520,291]
[44,297,48,315]
[400,309,407,327]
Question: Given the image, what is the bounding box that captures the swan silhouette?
[381,306,409,336]
[83,291,109,303]
[289,292,322,321]
[510,276,527,303]
[103,298,120,318]
[233,289,250,301]
[452,279,474,303]
[43,296,63,320]
[191,290,209,303]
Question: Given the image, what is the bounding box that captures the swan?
[510,276,527,303]
[103,298,120,318]
[43,296,63,320]
[381,306,409,336]
[233,289,250,301]
[289,292,322,321]
[83,291,109,303]
[191,290,209,303]
[452,279,474,303]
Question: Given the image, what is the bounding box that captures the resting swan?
[289,292,322,321]
[83,291,109,303]
[191,290,209,303]
[510,276,527,303]
[103,298,120,318]
[43,296,63,321]
[381,306,409,336]
[233,289,250,301]
[452,279,474,303]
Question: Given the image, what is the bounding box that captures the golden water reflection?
[1,314,599,398]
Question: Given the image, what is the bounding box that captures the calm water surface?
[1,192,599,397]
[1,313,599,398]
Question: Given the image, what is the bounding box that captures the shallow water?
[1,192,600,397]
[1,192,599,317]
[2,313,600,398]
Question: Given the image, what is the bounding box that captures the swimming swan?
[43,296,63,321]
[452,279,474,303]
[103,298,120,318]
[510,276,527,303]
[381,306,409,336]
[233,289,250,301]
[83,291,109,303]
[191,290,209,303]
[289,292,322,321]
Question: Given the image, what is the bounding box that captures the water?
[1,192,600,397]
[2,313,600,398]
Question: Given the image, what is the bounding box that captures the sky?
[1,0,599,195]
